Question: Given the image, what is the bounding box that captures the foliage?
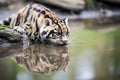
[0,24,9,30]
[85,0,95,9]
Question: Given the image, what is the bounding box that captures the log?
[34,0,85,10]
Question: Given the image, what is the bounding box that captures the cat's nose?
[62,36,68,45]
[62,40,68,45]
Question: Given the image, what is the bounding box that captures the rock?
[34,0,85,10]
[99,0,120,4]
[0,0,18,8]
[0,0,18,4]
[0,29,29,45]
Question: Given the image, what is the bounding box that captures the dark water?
[0,20,120,80]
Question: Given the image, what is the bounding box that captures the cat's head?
[40,18,70,45]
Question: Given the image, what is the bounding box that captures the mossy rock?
[0,25,29,46]
[0,24,9,30]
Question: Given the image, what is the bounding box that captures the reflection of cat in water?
[12,44,69,74]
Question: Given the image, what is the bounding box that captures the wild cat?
[0,3,70,45]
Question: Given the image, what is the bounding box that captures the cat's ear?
[44,18,52,26]
[63,18,68,25]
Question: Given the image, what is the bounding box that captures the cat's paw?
[14,26,26,34]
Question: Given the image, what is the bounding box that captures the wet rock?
[0,29,29,45]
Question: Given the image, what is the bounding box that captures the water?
[0,20,120,80]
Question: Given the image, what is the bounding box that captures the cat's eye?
[52,34,57,39]
[56,32,61,35]
[49,33,57,39]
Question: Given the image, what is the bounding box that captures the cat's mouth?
[43,39,68,46]
[55,41,68,46]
